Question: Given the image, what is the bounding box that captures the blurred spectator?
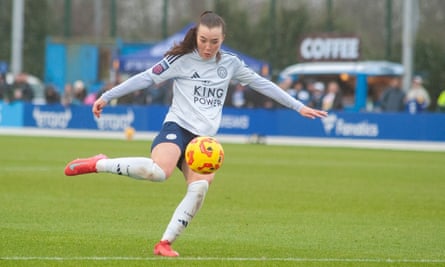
[73,80,87,105]
[83,92,97,105]
[116,91,133,105]
[405,76,431,113]
[117,89,147,105]
[271,76,291,109]
[132,90,148,105]
[61,83,74,106]
[308,81,324,110]
[285,83,297,99]
[248,84,278,109]
[322,81,343,111]
[229,83,247,108]
[278,76,293,91]
[437,89,445,112]
[44,85,60,104]
[0,73,9,101]
[380,77,405,112]
[146,80,172,105]
[261,97,277,109]
[292,80,311,105]
[9,73,34,102]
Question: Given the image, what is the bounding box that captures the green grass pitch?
[0,135,444,267]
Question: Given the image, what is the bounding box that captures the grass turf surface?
[0,135,444,266]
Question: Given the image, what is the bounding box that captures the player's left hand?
[299,106,328,119]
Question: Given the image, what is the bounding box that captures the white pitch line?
[2,127,445,152]
[1,256,444,263]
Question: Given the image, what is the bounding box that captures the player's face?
[196,25,224,60]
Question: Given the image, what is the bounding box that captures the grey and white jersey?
[147,50,304,136]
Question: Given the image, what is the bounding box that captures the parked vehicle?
[5,72,45,104]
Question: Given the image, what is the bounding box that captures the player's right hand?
[92,98,107,118]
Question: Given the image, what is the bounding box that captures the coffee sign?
[298,34,360,61]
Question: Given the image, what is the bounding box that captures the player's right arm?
[94,57,179,118]
[93,71,155,118]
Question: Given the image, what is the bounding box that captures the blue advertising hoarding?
[23,104,168,132]
[17,103,445,142]
[0,101,23,127]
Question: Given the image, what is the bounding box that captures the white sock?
[96,157,166,182]
[161,180,209,243]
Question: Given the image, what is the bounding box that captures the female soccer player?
[65,11,327,257]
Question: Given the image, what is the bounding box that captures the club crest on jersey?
[152,60,169,75]
[217,66,228,78]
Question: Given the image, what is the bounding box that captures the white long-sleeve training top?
[101,49,304,136]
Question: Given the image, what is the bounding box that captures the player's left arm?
[248,76,327,119]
